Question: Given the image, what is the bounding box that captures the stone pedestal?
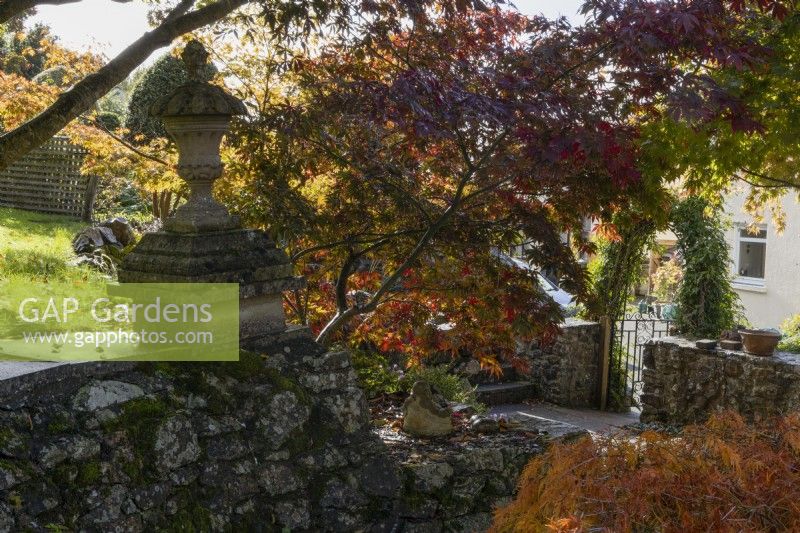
[119,228,305,346]
[117,40,305,348]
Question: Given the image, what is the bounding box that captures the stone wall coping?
[562,318,599,328]
[0,361,135,403]
[648,336,800,370]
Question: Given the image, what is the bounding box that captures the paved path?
[490,402,640,435]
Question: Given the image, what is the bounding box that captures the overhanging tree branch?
[0,0,248,171]
[0,0,132,24]
[314,125,507,344]
[290,229,424,262]
[84,116,172,167]
[0,0,131,24]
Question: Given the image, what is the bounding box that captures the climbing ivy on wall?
[671,196,741,338]
[586,217,656,411]
[589,218,655,320]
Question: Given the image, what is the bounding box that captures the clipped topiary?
[124,52,215,143]
[95,111,122,131]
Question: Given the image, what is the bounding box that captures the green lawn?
[0,207,92,282]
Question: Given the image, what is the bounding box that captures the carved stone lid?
[150,40,246,118]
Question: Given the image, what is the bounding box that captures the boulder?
[100,217,136,247]
[402,381,454,437]
[72,226,122,254]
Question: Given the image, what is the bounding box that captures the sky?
[29,0,586,64]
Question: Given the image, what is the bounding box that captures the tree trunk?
[0,0,247,171]
[152,191,161,219]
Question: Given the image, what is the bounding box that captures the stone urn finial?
[181,40,209,81]
[150,39,247,234]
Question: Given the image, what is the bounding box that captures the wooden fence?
[0,136,98,221]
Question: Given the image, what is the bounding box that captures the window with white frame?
[735,225,767,285]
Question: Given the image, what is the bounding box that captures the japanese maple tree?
[213,0,789,367]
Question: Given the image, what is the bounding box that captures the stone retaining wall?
[0,334,389,532]
[384,430,545,532]
[641,337,800,424]
[0,332,551,532]
[522,319,602,408]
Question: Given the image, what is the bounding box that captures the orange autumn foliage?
[492,412,800,533]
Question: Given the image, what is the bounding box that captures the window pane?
[738,241,766,278]
[739,228,767,239]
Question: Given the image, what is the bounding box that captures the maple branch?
[741,168,800,189]
[290,229,424,263]
[334,249,358,312]
[83,116,172,167]
[0,0,247,171]
[315,127,509,345]
[282,292,303,321]
[290,239,351,263]
[543,40,614,89]
[305,134,433,222]
[735,174,789,190]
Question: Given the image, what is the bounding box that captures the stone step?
[475,381,536,406]
[468,363,520,386]
[487,405,589,443]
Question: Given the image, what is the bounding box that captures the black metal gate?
[608,308,673,410]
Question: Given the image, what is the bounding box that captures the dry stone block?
[154,415,200,470]
[257,391,310,449]
[72,380,145,412]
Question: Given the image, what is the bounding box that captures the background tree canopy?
[0,21,51,79]
[639,8,800,226]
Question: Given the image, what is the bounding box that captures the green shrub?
[780,336,800,354]
[95,111,121,131]
[401,365,485,413]
[351,349,486,412]
[671,197,741,338]
[778,314,800,353]
[350,348,401,399]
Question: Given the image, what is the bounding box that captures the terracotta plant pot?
[739,329,781,356]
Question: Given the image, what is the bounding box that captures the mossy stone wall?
[0,333,545,532]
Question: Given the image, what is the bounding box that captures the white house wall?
[724,188,800,329]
